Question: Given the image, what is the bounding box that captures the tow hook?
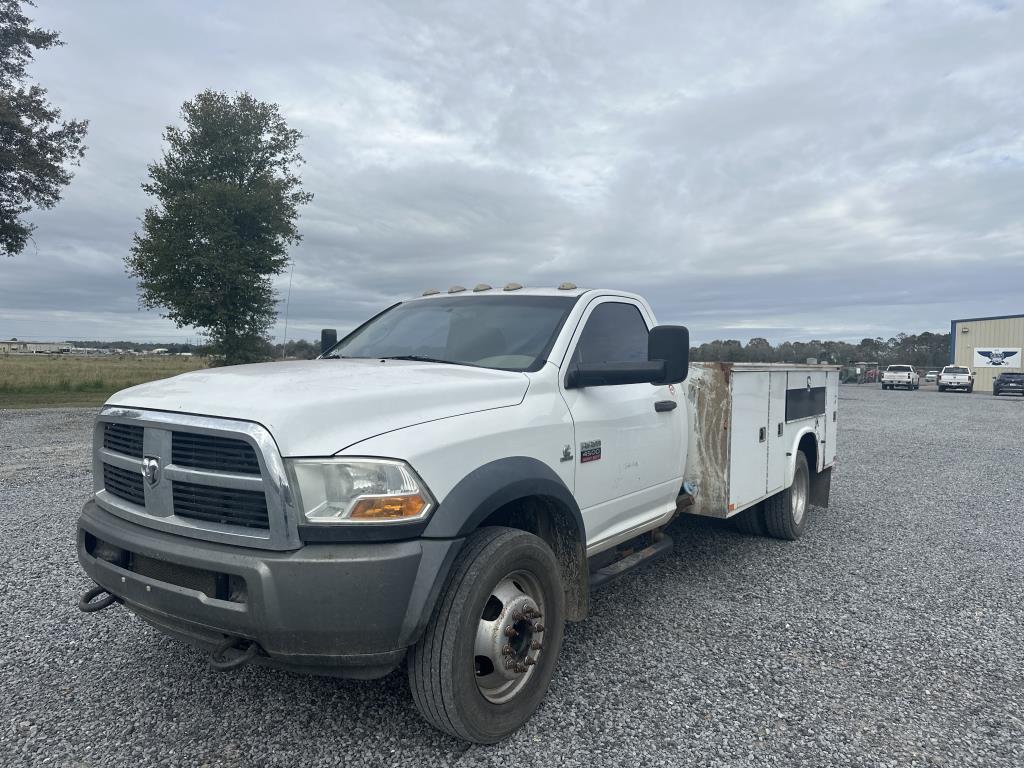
[208,636,261,672]
[78,585,120,613]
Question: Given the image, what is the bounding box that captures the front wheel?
[764,451,811,540]
[408,527,565,743]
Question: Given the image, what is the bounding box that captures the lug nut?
[504,626,518,638]
[523,657,536,667]
[531,641,544,651]
[534,623,545,632]
[501,644,515,656]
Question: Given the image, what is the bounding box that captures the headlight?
[286,458,435,524]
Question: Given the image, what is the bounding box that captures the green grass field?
[0,354,208,409]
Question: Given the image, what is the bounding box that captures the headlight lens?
[286,458,435,524]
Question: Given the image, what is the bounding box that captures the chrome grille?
[172,481,270,529]
[102,463,145,505]
[93,408,299,550]
[103,422,144,458]
[172,432,261,475]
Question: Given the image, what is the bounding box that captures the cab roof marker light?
[422,289,441,296]
[503,282,523,291]
[558,282,577,290]
[448,285,466,293]
[472,283,493,292]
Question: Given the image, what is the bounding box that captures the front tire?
[408,527,565,743]
[764,451,811,540]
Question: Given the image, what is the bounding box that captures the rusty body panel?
[682,363,733,518]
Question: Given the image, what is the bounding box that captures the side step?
[589,534,674,591]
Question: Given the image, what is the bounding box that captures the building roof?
[951,313,1024,323]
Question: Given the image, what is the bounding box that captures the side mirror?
[648,325,689,384]
[566,360,666,389]
[320,328,337,355]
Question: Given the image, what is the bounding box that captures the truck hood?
[107,359,530,456]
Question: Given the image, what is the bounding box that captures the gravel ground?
[1,386,1022,767]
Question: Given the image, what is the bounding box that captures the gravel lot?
[2,386,1022,767]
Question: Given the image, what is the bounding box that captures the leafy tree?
[126,90,313,365]
[0,0,88,256]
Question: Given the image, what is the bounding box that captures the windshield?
[944,367,969,374]
[887,365,912,372]
[325,295,579,372]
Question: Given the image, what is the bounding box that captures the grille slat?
[103,423,144,458]
[172,432,261,474]
[172,481,269,529]
[103,463,145,506]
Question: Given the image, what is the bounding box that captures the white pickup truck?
[938,365,974,392]
[881,364,920,390]
[77,286,839,743]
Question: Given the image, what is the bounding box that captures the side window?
[572,302,649,366]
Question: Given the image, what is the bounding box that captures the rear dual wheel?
[731,451,811,541]
[763,451,811,541]
[408,527,565,743]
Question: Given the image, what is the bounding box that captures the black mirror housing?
[320,328,338,355]
[566,360,666,389]
[648,325,689,384]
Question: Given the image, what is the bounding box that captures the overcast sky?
[2,0,1022,345]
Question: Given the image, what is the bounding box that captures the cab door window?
[571,301,649,367]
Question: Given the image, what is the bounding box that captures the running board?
[589,534,674,591]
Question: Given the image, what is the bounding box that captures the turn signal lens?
[350,494,428,520]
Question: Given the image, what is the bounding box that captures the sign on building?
[973,347,1021,368]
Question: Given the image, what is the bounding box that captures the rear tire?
[731,504,767,536]
[407,527,565,744]
[764,452,811,541]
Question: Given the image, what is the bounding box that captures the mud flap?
[810,466,832,508]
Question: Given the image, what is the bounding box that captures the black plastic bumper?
[77,501,463,678]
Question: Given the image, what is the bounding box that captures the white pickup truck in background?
[881,364,920,390]
[938,365,974,392]
[76,285,839,743]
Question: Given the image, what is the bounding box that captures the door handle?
[654,400,677,412]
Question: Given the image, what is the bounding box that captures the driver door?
[559,299,682,551]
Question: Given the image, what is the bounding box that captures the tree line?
[690,331,950,368]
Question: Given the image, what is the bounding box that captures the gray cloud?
[2,0,1022,345]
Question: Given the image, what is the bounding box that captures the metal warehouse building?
[950,314,1024,393]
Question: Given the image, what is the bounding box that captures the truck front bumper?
[77,501,463,678]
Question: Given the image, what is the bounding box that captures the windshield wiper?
[379,355,467,366]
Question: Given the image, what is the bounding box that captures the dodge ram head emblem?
[142,456,161,487]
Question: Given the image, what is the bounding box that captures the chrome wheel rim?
[473,571,546,704]
[792,461,808,525]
